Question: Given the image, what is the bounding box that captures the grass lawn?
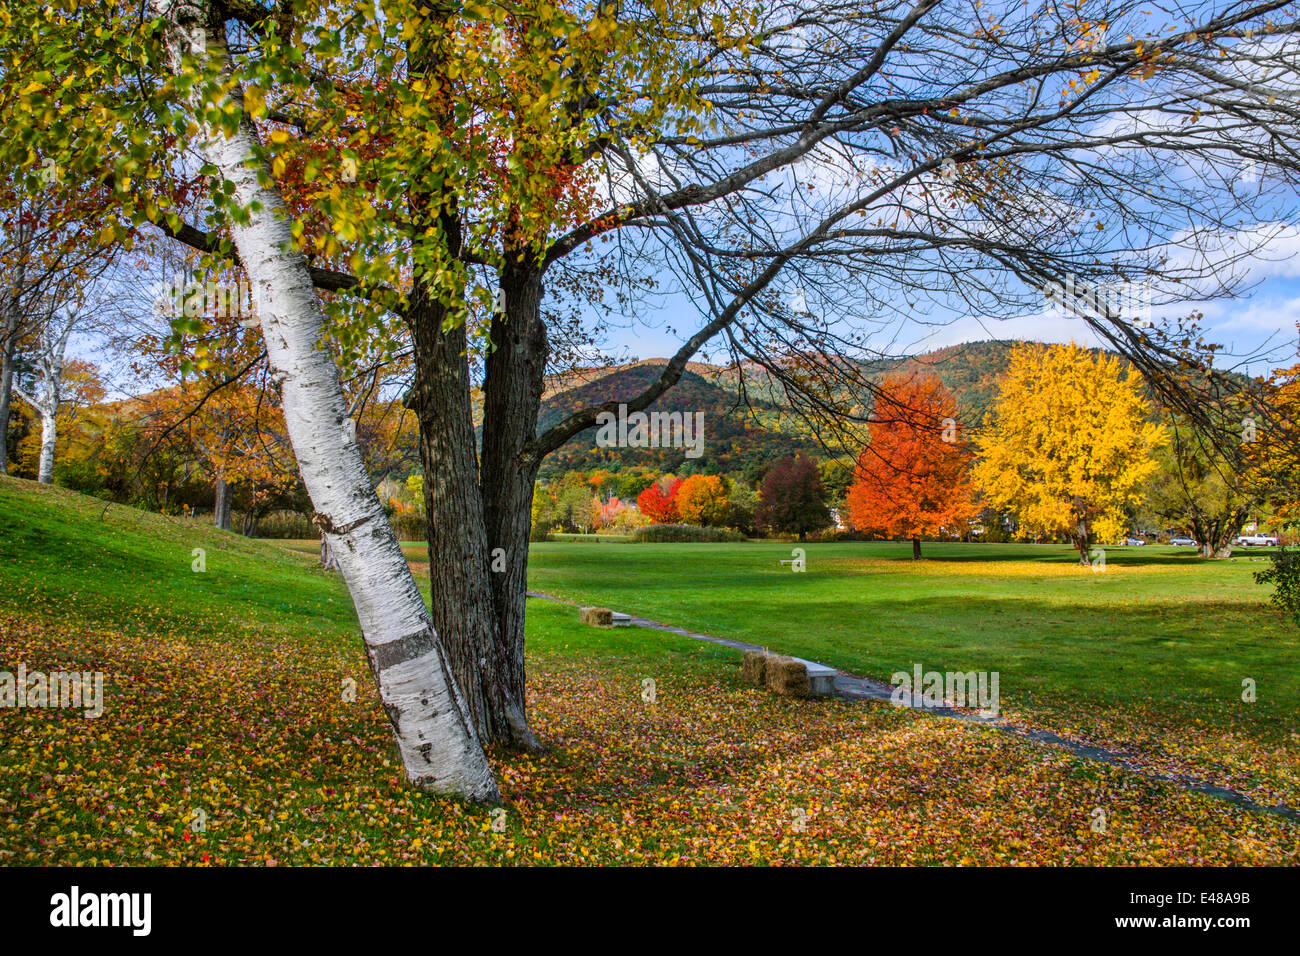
[1,476,1296,865]
[528,539,1300,809]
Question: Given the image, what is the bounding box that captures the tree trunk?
[479,261,550,746]
[320,533,341,572]
[1203,508,1250,558]
[912,535,921,560]
[407,276,539,751]
[154,0,496,799]
[213,479,233,531]
[0,307,17,477]
[36,409,55,484]
[1075,515,1091,564]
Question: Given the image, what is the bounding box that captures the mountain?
[532,340,1028,478]
[534,359,822,478]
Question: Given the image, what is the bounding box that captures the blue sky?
[593,273,1300,378]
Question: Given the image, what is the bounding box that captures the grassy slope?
[1,477,1296,865]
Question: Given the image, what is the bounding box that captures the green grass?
[0,483,363,648]
[526,539,1300,738]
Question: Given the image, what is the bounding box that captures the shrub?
[390,513,427,542]
[253,510,315,539]
[806,527,872,542]
[1255,547,1300,629]
[631,523,746,543]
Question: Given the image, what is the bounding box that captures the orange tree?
[847,375,977,559]
[676,474,729,526]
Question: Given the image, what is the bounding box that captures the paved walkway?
[528,590,1300,824]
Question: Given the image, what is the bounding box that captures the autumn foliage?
[974,343,1166,560]
[757,454,829,539]
[636,476,682,523]
[675,474,729,527]
[847,375,977,556]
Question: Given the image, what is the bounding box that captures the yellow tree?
[1250,346,1300,530]
[974,344,1166,563]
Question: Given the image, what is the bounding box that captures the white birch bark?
[12,327,63,485]
[151,0,497,799]
[10,387,57,485]
[36,406,56,484]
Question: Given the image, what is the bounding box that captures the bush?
[390,513,427,542]
[253,510,315,539]
[805,527,869,542]
[631,523,746,543]
[1255,547,1300,629]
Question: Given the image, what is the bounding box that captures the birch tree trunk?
[153,0,496,800]
[12,333,60,485]
[36,408,55,484]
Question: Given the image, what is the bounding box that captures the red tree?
[847,374,977,559]
[636,476,682,523]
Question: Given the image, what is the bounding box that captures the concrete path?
[528,590,1300,824]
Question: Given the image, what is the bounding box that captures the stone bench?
[796,659,837,697]
[610,612,632,627]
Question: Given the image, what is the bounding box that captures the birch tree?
[0,191,109,475]
[0,0,498,798]
[160,0,496,798]
[11,301,91,483]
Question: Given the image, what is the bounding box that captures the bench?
[795,659,837,697]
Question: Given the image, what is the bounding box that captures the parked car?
[1169,535,1197,547]
[1235,532,1279,547]
[1122,536,1146,546]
